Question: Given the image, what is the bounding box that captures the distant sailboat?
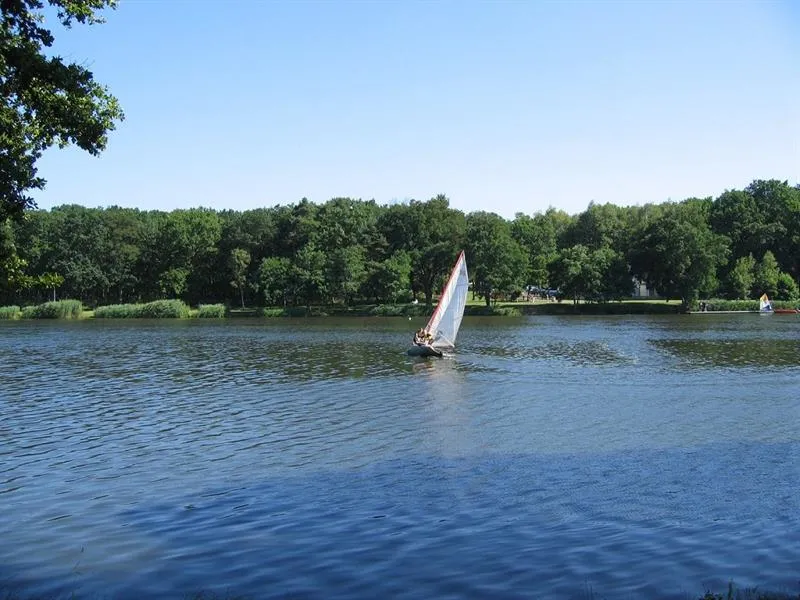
[408,251,469,357]
[760,293,799,314]
[759,293,773,313]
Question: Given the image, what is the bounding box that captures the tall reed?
[138,300,190,318]
[0,305,21,319]
[20,300,83,319]
[94,300,190,318]
[197,304,227,318]
[93,304,139,318]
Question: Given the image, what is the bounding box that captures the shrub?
[137,300,190,318]
[94,304,140,318]
[20,299,83,319]
[197,304,226,318]
[258,307,288,317]
[465,305,522,316]
[367,303,432,317]
[0,305,21,319]
[94,300,190,318]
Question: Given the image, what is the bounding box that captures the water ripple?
[1,317,799,599]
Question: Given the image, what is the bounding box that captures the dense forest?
[1,179,798,311]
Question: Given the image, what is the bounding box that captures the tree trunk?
[424,290,433,307]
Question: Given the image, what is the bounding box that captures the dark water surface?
[1,315,798,599]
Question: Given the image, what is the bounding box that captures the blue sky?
[35,0,799,218]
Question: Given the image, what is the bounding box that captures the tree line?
[1,180,799,311]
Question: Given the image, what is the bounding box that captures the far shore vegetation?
[2,180,799,318]
[0,297,793,321]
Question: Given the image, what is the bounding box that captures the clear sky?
[34,0,799,218]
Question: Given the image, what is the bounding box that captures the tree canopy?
[1,181,799,311]
[1,0,124,221]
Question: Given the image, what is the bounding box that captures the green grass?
[0,305,21,319]
[20,299,83,319]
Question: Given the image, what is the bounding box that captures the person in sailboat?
[414,328,434,345]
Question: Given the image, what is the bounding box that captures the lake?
[1,314,798,599]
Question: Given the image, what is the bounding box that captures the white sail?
[425,251,469,350]
[759,293,773,313]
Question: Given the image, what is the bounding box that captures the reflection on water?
[1,315,799,599]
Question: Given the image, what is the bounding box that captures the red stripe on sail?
[425,250,465,334]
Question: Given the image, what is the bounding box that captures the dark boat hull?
[407,344,444,357]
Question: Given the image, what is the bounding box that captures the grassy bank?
[7,298,792,320]
[511,300,683,315]
[694,299,799,312]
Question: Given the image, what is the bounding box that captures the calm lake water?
[1,314,798,599]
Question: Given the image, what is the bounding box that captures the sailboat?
[408,251,469,357]
[760,293,799,314]
[759,293,773,313]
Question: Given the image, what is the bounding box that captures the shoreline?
[4,299,799,320]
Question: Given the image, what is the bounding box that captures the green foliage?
[726,254,756,299]
[548,244,607,303]
[228,248,250,308]
[754,251,780,298]
[2,180,798,314]
[0,305,21,319]
[94,299,189,318]
[258,307,289,317]
[511,208,573,288]
[158,267,189,299]
[520,301,682,315]
[693,298,798,312]
[361,251,413,304]
[466,211,528,306]
[0,0,124,221]
[775,272,799,301]
[325,245,366,305]
[368,303,430,317]
[197,303,226,318]
[464,305,522,316]
[93,303,138,318]
[629,201,729,310]
[20,299,82,319]
[1,220,32,294]
[378,195,466,306]
[695,299,758,312]
[293,243,326,307]
[131,299,189,318]
[258,256,293,306]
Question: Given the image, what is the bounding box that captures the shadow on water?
[2,442,798,600]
